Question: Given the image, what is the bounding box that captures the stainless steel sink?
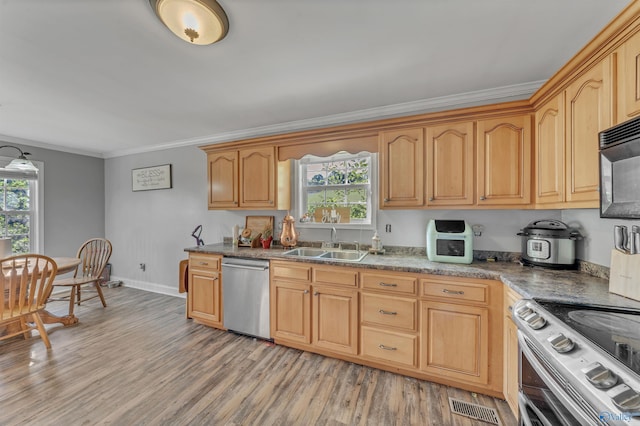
[282,247,327,257]
[282,247,368,262]
[318,250,367,262]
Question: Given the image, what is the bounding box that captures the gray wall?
[104,145,583,296]
[9,143,105,258]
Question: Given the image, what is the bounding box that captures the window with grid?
[0,168,38,254]
[297,152,376,227]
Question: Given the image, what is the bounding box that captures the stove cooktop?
[536,300,640,376]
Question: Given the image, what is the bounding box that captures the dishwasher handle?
[222,262,269,272]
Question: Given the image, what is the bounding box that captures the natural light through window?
[296,152,376,228]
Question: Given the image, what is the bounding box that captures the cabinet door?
[312,286,358,355]
[617,30,640,122]
[239,147,275,208]
[420,301,489,385]
[425,121,474,206]
[477,115,532,205]
[189,269,222,327]
[208,151,238,209]
[270,280,311,344]
[504,316,519,416]
[535,93,565,204]
[379,128,424,208]
[565,58,612,203]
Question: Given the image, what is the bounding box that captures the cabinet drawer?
[361,272,417,295]
[362,293,417,331]
[421,279,488,304]
[361,326,418,368]
[314,266,358,287]
[271,262,311,282]
[504,286,522,317]
[189,254,221,271]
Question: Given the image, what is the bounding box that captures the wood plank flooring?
[0,287,516,425]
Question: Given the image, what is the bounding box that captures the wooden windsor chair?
[0,254,58,349]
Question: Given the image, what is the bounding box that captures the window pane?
[347,158,370,184]
[346,188,367,202]
[307,189,325,205]
[11,235,29,254]
[325,189,346,204]
[350,204,368,220]
[6,179,30,210]
[306,163,326,186]
[7,214,30,236]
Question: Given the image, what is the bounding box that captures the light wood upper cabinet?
[425,121,475,206]
[379,128,424,208]
[239,147,275,208]
[565,57,612,203]
[208,151,238,209]
[535,93,565,204]
[477,114,532,205]
[206,146,290,210]
[617,29,640,123]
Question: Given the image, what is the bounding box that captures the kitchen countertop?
[185,243,640,310]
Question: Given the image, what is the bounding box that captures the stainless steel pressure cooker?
[517,219,583,268]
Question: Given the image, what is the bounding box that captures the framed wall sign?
[132,164,172,191]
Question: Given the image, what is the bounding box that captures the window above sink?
[292,151,378,231]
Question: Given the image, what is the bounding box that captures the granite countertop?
[185,243,640,310]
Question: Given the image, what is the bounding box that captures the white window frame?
[293,151,378,231]
[0,156,43,254]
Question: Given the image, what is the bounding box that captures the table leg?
[39,310,78,326]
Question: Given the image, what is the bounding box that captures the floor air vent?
[448,397,502,425]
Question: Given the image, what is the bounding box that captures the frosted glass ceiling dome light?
[0,145,38,172]
[150,0,229,45]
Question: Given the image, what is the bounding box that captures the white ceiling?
[0,0,631,158]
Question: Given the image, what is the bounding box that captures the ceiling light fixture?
[0,145,38,172]
[149,0,229,45]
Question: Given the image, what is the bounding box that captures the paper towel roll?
[0,238,12,259]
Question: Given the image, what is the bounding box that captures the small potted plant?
[260,227,273,249]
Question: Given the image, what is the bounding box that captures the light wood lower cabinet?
[188,253,223,328]
[420,301,489,385]
[271,279,311,344]
[504,287,522,418]
[270,261,504,398]
[270,261,359,356]
[312,286,358,355]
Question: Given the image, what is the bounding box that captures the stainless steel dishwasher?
[221,257,271,340]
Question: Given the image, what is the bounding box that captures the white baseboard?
[111,275,185,299]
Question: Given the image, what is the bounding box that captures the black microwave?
[599,115,640,219]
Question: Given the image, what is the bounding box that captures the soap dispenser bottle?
[372,231,381,251]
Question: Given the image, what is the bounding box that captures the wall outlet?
[139,263,146,271]
[385,224,391,233]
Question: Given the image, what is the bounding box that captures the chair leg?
[19,317,31,340]
[77,285,81,305]
[32,312,51,349]
[95,282,107,307]
[68,286,77,316]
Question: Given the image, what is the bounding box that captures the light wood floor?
[0,287,516,425]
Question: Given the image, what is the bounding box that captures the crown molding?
[0,133,104,158]
[104,80,544,159]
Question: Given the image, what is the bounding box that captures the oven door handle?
[518,331,594,425]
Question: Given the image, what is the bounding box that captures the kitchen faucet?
[331,227,337,244]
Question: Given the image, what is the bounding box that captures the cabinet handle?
[303,290,309,294]
[442,289,464,295]
[269,200,273,204]
[479,196,486,201]
[212,277,218,281]
[198,262,209,266]
[384,198,389,202]
[429,197,434,202]
[378,344,397,351]
[379,309,397,316]
[378,282,398,288]
[314,291,319,296]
